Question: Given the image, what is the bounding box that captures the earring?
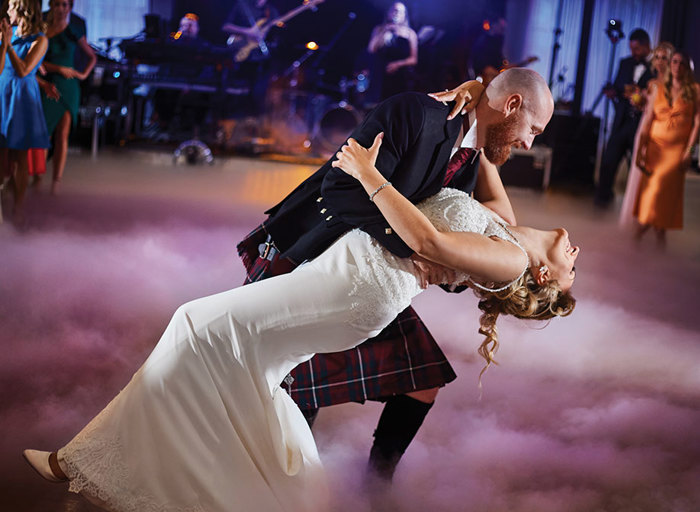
[539,265,547,274]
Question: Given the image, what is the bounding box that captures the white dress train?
[57,189,519,512]
[619,124,644,228]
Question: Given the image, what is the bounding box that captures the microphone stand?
[547,0,564,90]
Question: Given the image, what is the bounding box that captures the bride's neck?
[507,225,550,267]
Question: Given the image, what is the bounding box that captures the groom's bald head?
[487,68,553,117]
[475,68,554,164]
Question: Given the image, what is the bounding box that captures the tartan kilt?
[237,225,457,410]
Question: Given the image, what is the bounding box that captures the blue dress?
[0,27,50,149]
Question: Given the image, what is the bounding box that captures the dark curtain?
[659,0,688,50]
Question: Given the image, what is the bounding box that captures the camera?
[605,19,624,43]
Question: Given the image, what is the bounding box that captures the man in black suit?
[595,28,653,207]
[238,69,554,482]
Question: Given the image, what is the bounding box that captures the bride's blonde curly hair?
[472,269,575,378]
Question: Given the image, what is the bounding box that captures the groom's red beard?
[483,113,521,165]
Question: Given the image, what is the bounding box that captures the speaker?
[538,113,600,187]
[499,146,552,190]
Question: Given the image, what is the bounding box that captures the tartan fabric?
[237,225,457,410]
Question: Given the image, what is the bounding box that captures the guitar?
[223,0,324,63]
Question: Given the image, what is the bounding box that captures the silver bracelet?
[369,181,391,202]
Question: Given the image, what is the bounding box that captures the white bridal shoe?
[22,449,68,483]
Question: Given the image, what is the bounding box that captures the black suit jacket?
[262,92,479,264]
[611,56,653,131]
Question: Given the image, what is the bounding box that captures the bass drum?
[312,102,362,155]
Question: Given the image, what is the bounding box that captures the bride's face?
[544,228,579,292]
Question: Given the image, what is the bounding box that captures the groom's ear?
[504,94,523,116]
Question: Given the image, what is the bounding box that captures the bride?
[24,134,578,512]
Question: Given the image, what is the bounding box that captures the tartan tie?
[443,147,476,185]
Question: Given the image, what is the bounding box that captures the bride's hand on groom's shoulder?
[331,132,384,181]
[428,80,485,120]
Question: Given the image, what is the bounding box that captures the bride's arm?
[332,135,526,283]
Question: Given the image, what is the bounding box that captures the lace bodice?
[346,187,524,330]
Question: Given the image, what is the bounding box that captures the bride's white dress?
[57,189,520,512]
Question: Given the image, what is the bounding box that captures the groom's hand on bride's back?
[410,254,457,289]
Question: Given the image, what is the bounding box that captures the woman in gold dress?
[635,51,700,245]
[619,42,674,229]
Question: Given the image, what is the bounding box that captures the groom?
[238,69,554,481]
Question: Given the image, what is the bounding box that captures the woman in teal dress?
[0,0,49,221]
[35,0,95,195]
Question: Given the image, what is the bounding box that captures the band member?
[367,2,418,103]
[150,13,211,136]
[173,12,199,41]
[222,0,280,118]
[471,17,507,86]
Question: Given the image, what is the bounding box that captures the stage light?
[605,19,624,42]
[306,41,318,51]
[482,20,490,31]
[113,71,121,79]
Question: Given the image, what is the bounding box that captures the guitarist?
[222,0,280,117]
[471,17,538,87]
[223,0,279,61]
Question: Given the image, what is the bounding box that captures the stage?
[1,149,699,511]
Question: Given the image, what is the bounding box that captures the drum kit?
[256,69,368,156]
[217,2,368,157]
[79,8,370,160]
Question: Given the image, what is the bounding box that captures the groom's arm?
[473,151,517,225]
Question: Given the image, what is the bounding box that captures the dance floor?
[1,150,699,511]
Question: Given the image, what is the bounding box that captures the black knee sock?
[368,394,434,480]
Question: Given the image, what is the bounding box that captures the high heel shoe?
[22,449,68,483]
